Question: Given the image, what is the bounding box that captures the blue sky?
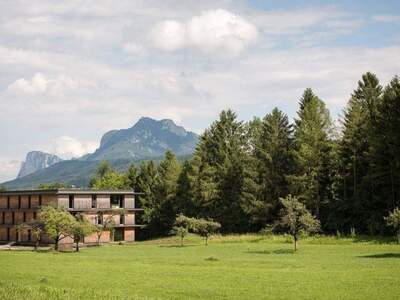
[0,0,399,181]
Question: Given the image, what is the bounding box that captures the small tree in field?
[170,214,195,247]
[72,215,96,252]
[385,207,400,244]
[94,213,116,246]
[193,218,221,245]
[39,206,76,251]
[278,195,320,251]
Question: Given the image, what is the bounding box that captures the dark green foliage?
[244,108,294,229]
[290,89,334,221]
[191,110,256,232]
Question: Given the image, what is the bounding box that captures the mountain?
[2,117,199,189]
[17,151,63,178]
[86,117,198,161]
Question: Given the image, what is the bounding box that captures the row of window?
[94,214,125,225]
[3,195,43,209]
[3,228,33,241]
[68,195,125,209]
[0,211,37,225]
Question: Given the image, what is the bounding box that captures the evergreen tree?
[193,109,255,232]
[290,89,334,222]
[338,72,384,233]
[246,108,294,228]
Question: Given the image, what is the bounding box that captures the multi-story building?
[0,189,143,245]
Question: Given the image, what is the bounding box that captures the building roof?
[0,189,144,196]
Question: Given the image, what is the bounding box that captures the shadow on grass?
[159,244,199,248]
[359,253,400,259]
[352,235,397,244]
[246,249,295,255]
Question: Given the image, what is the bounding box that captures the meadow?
[0,235,399,300]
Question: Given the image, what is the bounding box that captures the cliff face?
[17,151,63,178]
[85,117,199,161]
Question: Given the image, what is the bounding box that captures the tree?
[170,214,195,247]
[385,207,400,244]
[338,72,384,234]
[290,89,334,222]
[37,183,66,189]
[156,151,181,231]
[193,109,255,232]
[192,218,221,245]
[125,164,139,190]
[245,108,294,228]
[39,206,76,251]
[72,214,96,252]
[174,160,196,216]
[94,213,116,246]
[278,195,320,251]
[18,219,45,250]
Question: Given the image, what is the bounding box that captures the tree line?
[54,72,400,239]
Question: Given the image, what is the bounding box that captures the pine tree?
[244,108,294,228]
[290,88,334,221]
[338,72,384,233]
[193,109,255,232]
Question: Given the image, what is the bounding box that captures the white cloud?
[48,136,98,159]
[7,73,77,96]
[372,15,400,23]
[0,160,22,183]
[122,42,146,56]
[7,73,48,94]
[150,9,258,55]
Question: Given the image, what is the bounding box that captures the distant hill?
[86,117,198,161]
[18,151,62,178]
[2,117,198,189]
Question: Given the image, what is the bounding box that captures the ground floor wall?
[0,225,135,245]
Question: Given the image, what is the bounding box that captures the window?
[120,214,125,225]
[1,212,4,224]
[28,196,31,208]
[33,212,37,220]
[38,195,42,207]
[18,196,21,209]
[110,195,124,208]
[7,197,10,209]
[12,212,15,225]
[97,214,103,225]
[69,195,74,209]
[23,212,26,222]
[28,230,32,242]
[7,228,10,241]
[91,195,97,209]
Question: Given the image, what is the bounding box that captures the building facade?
[0,189,143,245]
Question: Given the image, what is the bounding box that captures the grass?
[0,234,399,299]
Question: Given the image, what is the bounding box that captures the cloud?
[372,15,400,23]
[7,73,48,94]
[122,42,146,56]
[150,9,258,55]
[0,160,22,183]
[48,136,98,159]
[7,73,77,96]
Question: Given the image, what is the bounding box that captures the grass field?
[0,234,399,299]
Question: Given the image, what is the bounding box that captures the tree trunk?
[397,231,400,245]
[180,235,183,247]
[97,235,101,246]
[75,241,79,252]
[54,238,59,251]
[294,235,297,251]
[205,236,208,246]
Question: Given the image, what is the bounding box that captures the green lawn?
[0,235,399,299]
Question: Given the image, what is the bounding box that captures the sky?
[0,0,399,182]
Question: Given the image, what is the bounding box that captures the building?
[0,189,143,245]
